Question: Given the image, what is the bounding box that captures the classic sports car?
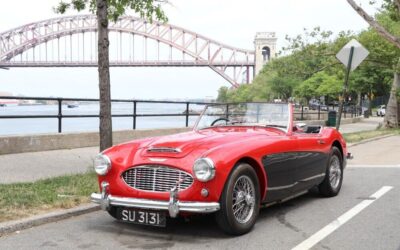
[91,103,352,235]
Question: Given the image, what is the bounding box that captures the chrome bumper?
[91,182,220,218]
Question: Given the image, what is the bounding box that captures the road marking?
[291,186,393,250]
[348,164,400,168]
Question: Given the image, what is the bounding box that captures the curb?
[347,134,395,148]
[0,203,99,237]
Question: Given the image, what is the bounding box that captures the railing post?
[301,105,304,120]
[133,101,137,130]
[318,105,321,120]
[226,104,229,119]
[351,105,354,118]
[57,98,62,133]
[185,102,189,127]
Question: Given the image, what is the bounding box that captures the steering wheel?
[211,117,229,126]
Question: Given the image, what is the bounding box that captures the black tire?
[107,206,118,219]
[319,147,343,197]
[216,163,260,235]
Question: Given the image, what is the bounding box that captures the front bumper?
[91,182,220,218]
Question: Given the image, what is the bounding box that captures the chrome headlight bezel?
[94,154,111,176]
[193,158,216,182]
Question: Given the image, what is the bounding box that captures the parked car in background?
[376,105,386,117]
[91,103,351,235]
[320,105,328,111]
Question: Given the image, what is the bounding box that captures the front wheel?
[216,163,260,235]
[319,147,343,197]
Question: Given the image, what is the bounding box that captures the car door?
[262,135,298,203]
[292,127,330,193]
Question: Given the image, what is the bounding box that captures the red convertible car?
[91,103,351,235]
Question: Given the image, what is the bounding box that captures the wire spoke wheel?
[329,155,341,190]
[319,146,343,197]
[232,176,255,224]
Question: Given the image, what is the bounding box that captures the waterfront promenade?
[0,117,383,184]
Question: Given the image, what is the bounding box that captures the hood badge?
[148,158,168,162]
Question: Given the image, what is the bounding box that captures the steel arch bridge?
[0,15,255,87]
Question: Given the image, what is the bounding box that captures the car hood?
[139,127,282,159]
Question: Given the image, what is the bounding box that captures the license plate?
[117,208,166,227]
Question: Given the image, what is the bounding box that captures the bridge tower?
[254,32,277,75]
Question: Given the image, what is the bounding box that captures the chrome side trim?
[298,173,326,182]
[91,193,220,216]
[267,183,298,191]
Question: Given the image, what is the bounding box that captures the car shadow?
[90,189,323,245]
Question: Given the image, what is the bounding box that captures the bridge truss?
[0,15,255,87]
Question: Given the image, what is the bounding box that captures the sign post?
[335,39,369,130]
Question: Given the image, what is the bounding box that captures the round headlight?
[94,154,111,176]
[193,158,215,182]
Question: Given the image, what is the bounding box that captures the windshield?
[195,103,290,132]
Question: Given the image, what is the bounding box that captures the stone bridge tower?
[254,32,277,75]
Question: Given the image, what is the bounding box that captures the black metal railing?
[293,104,362,121]
[0,96,212,133]
[0,96,362,134]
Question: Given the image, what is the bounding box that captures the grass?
[343,128,400,144]
[0,171,98,223]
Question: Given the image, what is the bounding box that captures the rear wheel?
[216,163,260,235]
[319,147,343,197]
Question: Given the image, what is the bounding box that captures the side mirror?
[295,122,307,129]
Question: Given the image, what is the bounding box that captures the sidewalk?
[337,116,383,134]
[0,117,384,184]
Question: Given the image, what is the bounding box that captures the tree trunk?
[346,0,400,49]
[97,0,113,151]
[384,72,400,128]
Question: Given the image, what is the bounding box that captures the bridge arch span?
[0,15,255,87]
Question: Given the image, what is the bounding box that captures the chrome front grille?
[122,166,193,192]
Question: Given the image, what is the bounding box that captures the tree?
[55,0,167,151]
[346,0,400,127]
[217,86,229,102]
[269,76,300,101]
[294,72,341,104]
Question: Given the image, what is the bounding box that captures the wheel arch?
[332,140,343,161]
[236,157,267,201]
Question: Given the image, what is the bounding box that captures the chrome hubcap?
[329,155,341,190]
[232,176,255,224]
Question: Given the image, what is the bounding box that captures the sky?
[0,0,380,100]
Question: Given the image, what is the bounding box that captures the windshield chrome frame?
[193,102,291,134]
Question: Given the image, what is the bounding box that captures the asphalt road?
[1,136,399,250]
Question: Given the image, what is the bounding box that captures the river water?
[0,102,205,135]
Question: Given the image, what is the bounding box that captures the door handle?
[317,139,325,144]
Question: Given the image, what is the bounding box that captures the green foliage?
[269,76,301,101]
[55,0,168,22]
[222,12,399,105]
[294,72,342,103]
[217,86,229,102]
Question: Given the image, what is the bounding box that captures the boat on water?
[67,102,79,108]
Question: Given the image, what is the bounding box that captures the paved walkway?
[337,116,384,134]
[0,117,385,184]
